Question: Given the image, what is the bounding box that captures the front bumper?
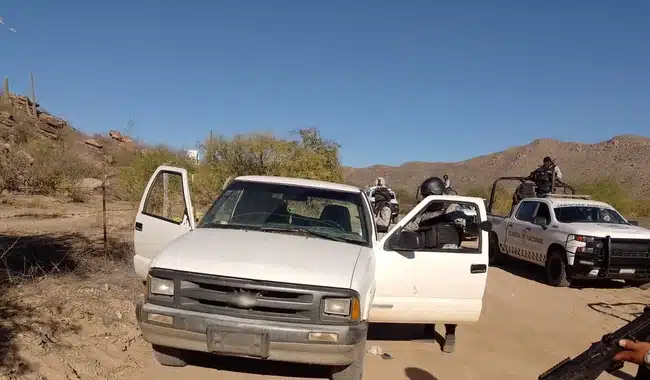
[569,254,650,281]
[136,301,367,366]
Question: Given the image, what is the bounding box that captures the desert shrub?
[69,186,91,203]
[194,128,343,205]
[116,146,196,203]
[575,178,650,218]
[25,139,96,195]
[0,149,32,192]
[575,178,628,211]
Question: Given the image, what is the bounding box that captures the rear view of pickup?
[488,196,650,288]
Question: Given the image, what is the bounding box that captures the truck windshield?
[197,180,371,246]
[553,206,628,224]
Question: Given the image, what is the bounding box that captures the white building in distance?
[186,149,199,163]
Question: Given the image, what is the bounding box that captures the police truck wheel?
[152,344,187,367]
[545,249,570,287]
[489,233,504,266]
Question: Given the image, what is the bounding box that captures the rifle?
[538,305,650,380]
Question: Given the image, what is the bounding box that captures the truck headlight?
[149,277,174,296]
[567,235,604,254]
[322,297,361,321]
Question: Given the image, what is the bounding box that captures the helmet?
[419,177,445,198]
[443,174,448,180]
[543,156,552,164]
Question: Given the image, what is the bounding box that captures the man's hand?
[613,339,650,365]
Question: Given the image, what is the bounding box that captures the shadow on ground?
[0,233,132,283]
[184,353,328,378]
[160,324,445,378]
[0,281,85,377]
[405,367,440,380]
[0,233,132,376]
[492,259,632,289]
[181,350,444,379]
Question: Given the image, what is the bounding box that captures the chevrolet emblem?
[227,291,257,308]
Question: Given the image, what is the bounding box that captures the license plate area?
[206,327,270,358]
[619,268,636,274]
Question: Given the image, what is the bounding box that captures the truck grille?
[610,239,650,259]
[147,268,357,325]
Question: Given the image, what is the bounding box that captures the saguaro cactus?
[2,77,9,103]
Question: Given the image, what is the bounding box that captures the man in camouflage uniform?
[527,156,563,197]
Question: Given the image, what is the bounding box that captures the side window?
[515,201,538,223]
[143,171,187,224]
[396,200,481,253]
[535,203,551,224]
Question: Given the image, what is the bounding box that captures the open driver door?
[133,165,195,281]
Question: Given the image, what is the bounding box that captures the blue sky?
[2,1,649,167]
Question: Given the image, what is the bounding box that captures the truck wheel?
[625,280,650,290]
[489,233,504,266]
[330,343,365,380]
[545,249,571,287]
[152,344,187,367]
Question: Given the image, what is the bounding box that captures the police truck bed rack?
[539,194,592,200]
[487,176,577,214]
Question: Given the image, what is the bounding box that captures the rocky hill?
[343,135,650,198]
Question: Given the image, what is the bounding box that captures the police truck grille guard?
[585,236,650,278]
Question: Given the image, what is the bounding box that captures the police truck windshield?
[553,206,628,224]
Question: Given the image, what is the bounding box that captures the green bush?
[117,128,344,210]
[116,146,196,203]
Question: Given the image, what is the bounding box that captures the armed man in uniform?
[527,156,563,197]
[403,176,473,353]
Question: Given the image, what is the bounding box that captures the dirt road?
[1,199,648,380]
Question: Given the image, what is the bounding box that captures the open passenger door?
[133,165,195,281]
[370,195,490,324]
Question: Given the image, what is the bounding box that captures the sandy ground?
[1,197,649,380]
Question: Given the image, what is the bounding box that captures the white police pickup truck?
[133,166,491,380]
[488,195,650,287]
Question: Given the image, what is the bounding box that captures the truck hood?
[150,228,363,289]
[563,223,650,239]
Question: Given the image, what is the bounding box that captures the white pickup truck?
[488,195,650,288]
[133,166,491,380]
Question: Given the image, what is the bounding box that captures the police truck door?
[505,201,538,262]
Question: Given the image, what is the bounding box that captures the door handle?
[470,264,487,274]
[507,223,513,227]
[524,227,531,231]
[135,222,143,231]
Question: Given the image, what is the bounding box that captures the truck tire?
[152,344,187,367]
[545,249,571,287]
[489,232,505,266]
[625,280,650,290]
[330,342,365,380]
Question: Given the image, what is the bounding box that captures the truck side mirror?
[533,216,548,229]
[629,220,639,226]
[389,230,424,251]
[478,220,492,232]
